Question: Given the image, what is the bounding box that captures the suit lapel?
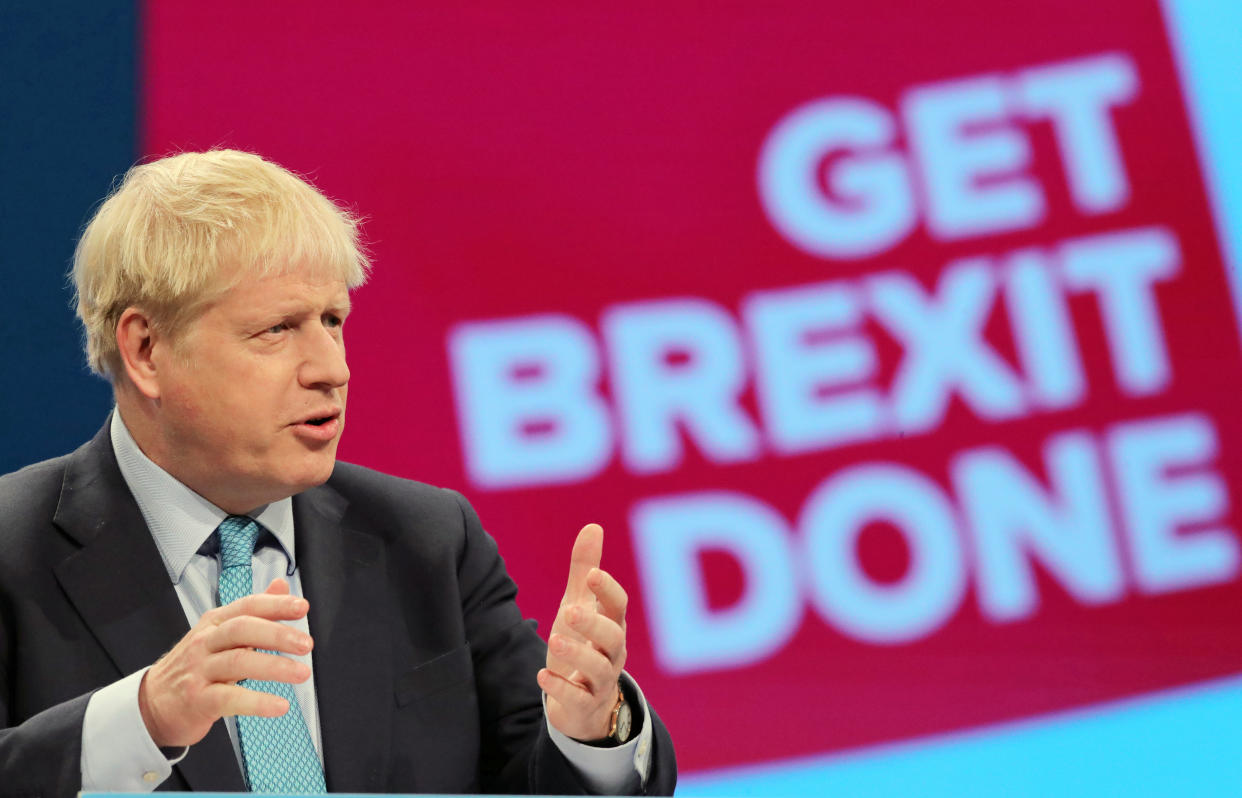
[51,422,245,791]
[296,482,393,792]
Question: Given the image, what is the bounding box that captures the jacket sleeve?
[0,614,91,798]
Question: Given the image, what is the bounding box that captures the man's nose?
[299,324,350,389]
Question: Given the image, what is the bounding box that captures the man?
[0,149,676,795]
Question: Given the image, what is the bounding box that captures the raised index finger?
[562,523,603,604]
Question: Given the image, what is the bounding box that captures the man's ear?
[116,307,162,400]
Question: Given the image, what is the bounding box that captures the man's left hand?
[538,523,628,742]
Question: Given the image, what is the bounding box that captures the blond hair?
[72,149,370,379]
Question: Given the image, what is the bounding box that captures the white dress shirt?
[79,411,652,792]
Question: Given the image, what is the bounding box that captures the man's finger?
[207,682,292,719]
[546,633,614,695]
[586,568,628,627]
[544,642,575,686]
[263,578,291,596]
[203,647,311,686]
[565,605,626,665]
[537,668,593,711]
[205,592,309,625]
[562,523,603,604]
[206,615,313,657]
[537,668,614,741]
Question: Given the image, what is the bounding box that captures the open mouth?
[291,410,341,442]
[293,410,341,434]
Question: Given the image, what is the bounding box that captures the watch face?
[616,701,633,743]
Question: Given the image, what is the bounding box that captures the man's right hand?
[138,578,314,748]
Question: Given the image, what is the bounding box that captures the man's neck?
[114,384,161,457]
[112,385,265,514]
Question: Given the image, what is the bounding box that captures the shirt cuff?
[544,671,654,794]
[81,667,187,791]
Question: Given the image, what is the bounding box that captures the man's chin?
[247,445,340,506]
[286,456,338,493]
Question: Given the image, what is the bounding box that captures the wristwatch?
[607,684,633,744]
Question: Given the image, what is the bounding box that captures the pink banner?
[146,0,1242,771]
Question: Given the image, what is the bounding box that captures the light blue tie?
[216,515,327,793]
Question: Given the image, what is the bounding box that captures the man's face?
[149,267,353,512]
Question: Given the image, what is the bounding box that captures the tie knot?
[217,515,262,569]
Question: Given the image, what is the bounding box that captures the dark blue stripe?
[0,1,138,472]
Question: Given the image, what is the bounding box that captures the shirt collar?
[110,410,297,584]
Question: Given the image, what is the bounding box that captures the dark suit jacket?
[0,424,676,797]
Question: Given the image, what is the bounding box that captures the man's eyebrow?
[251,296,351,321]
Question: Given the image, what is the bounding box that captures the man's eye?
[266,323,289,334]
[324,314,342,328]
